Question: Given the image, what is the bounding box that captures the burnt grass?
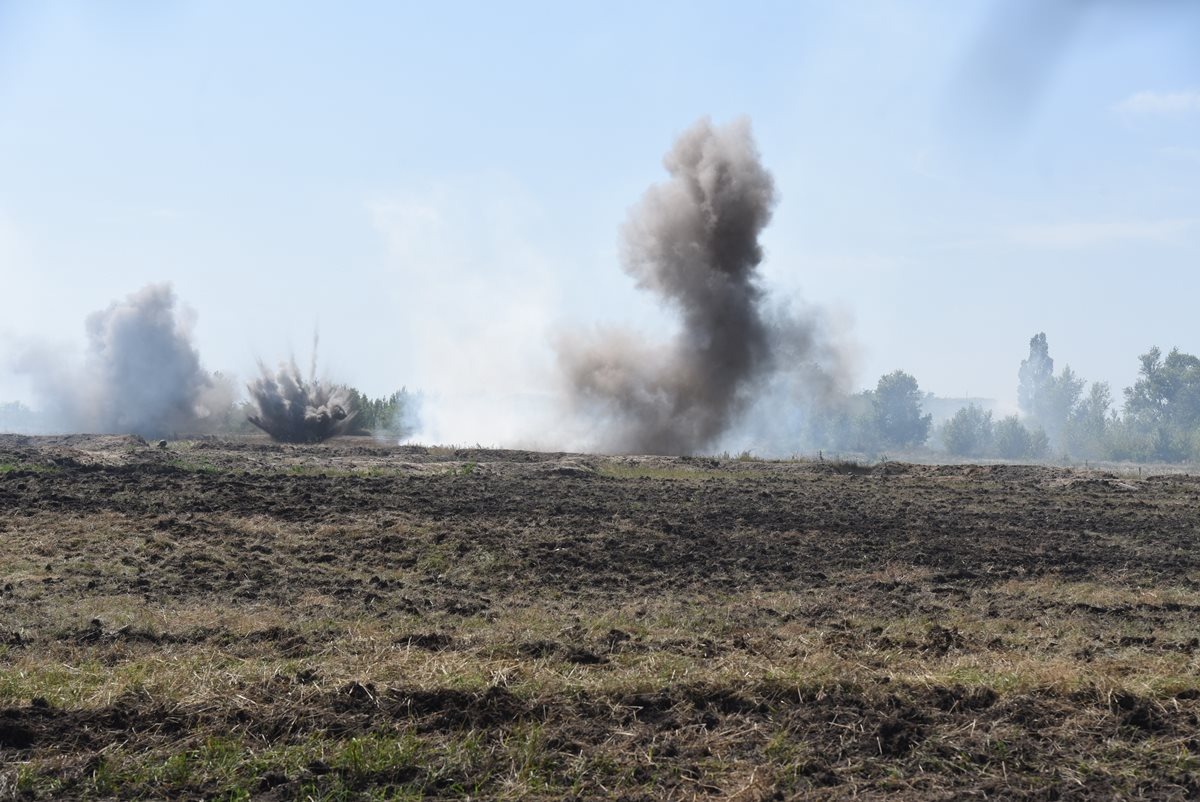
[1,435,1200,799]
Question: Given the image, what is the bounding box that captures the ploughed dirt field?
[2,435,1200,800]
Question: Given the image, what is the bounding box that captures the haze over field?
[0,1,1198,450]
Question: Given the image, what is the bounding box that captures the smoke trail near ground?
[246,357,357,443]
[558,117,840,454]
[14,283,233,437]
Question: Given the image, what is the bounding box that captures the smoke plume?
[14,283,232,438]
[247,353,357,443]
[558,117,836,454]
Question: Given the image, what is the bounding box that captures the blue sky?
[1,1,1198,439]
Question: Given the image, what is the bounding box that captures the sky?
[1,1,1198,441]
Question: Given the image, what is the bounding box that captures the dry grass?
[4,438,1200,799]
[5,581,1199,710]
[597,463,729,481]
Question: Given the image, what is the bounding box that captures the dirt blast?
[247,359,356,443]
[558,117,821,454]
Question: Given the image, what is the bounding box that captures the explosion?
[558,117,833,454]
[247,358,357,443]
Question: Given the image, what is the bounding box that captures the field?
[1,435,1199,800]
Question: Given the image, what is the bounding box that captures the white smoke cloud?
[13,283,233,437]
[368,175,565,447]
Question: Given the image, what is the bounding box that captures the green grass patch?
[19,728,578,801]
[167,458,221,474]
[0,461,59,475]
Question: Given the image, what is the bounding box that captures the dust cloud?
[557,117,841,455]
[13,283,233,438]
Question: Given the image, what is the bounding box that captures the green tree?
[1016,334,1091,453]
[992,415,1048,460]
[845,391,880,452]
[1124,347,1200,460]
[871,370,932,449]
[1065,382,1112,459]
[1040,366,1085,451]
[345,388,417,438]
[1018,333,1054,418]
[1029,427,1050,459]
[993,415,1030,459]
[941,404,993,457]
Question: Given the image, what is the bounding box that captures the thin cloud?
[1114,90,1200,116]
[1011,219,1197,249]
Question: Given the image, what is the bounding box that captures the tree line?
[809,333,1200,462]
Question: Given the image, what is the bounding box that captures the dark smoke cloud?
[15,283,232,437]
[558,117,839,455]
[247,357,356,443]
